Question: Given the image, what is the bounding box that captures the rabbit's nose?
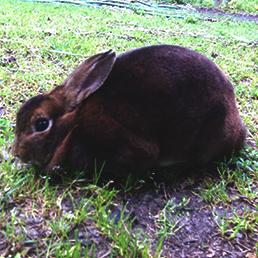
[11,138,19,157]
[12,146,19,157]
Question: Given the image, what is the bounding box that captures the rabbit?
[13,45,246,174]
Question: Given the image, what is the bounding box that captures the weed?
[154,197,190,256]
[213,208,257,239]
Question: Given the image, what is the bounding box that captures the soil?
[124,181,256,257]
[0,168,256,257]
[193,6,258,23]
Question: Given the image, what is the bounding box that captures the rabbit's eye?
[33,118,52,132]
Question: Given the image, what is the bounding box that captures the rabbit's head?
[13,50,116,171]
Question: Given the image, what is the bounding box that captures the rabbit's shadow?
[43,161,224,191]
[35,161,236,227]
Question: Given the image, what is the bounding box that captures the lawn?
[0,0,257,257]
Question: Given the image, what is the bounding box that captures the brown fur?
[13,45,246,174]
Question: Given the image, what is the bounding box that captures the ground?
[0,0,257,257]
[0,164,257,257]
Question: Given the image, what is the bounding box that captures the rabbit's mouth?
[14,146,51,170]
[18,152,44,168]
[12,145,31,164]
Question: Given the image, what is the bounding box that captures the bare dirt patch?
[0,167,256,257]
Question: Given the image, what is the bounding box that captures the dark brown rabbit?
[13,45,246,173]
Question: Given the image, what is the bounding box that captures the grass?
[0,0,257,257]
[199,148,257,243]
[200,147,258,204]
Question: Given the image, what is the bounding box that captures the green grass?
[199,148,257,242]
[0,0,257,257]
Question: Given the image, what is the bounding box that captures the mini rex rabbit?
[13,45,246,174]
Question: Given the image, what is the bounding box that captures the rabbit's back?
[95,45,245,164]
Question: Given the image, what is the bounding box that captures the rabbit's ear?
[63,50,116,107]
